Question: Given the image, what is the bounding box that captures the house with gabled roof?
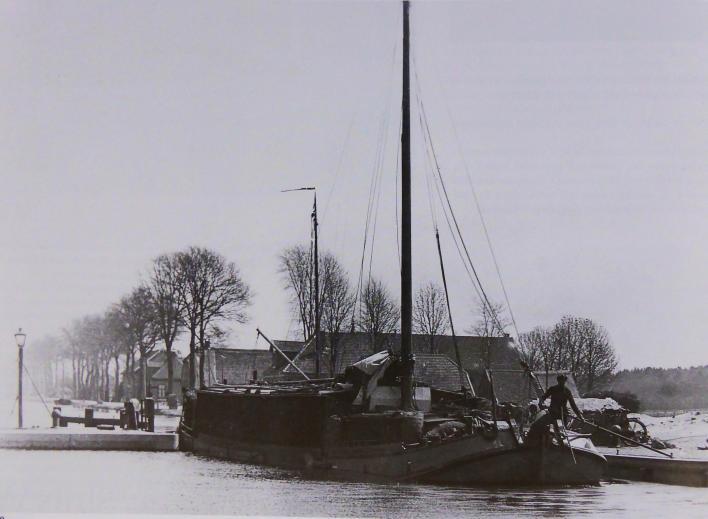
[268,331,518,394]
[182,347,273,388]
[125,349,183,399]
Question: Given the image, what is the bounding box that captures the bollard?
[84,408,95,428]
[51,407,62,428]
[124,400,138,430]
[143,397,155,432]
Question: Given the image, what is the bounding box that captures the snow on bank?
[576,397,623,412]
[626,411,708,460]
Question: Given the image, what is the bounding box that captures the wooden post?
[144,398,155,432]
[84,408,94,428]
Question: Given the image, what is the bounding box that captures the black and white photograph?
[1,1,707,517]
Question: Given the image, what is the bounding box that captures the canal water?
[1,449,708,517]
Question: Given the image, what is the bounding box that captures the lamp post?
[14,328,27,429]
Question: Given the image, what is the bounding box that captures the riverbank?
[629,412,708,460]
[0,397,180,432]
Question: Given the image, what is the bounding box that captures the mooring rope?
[23,363,53,418]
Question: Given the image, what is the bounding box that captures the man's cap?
[557,374,568,382]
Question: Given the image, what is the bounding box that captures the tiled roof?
[273,340,304,352]
[145,350,170,368]
[414,354,473,392]
[212,348,272,385]
[151,353,183,381]
[477,369,579,404]
[324,332,519,376]
[269,332,517,393]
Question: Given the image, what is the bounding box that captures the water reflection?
[1,450,707,517]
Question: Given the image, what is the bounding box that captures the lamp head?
[14,328,27,348]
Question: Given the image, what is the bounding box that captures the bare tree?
[466,299,511,369]
[319,252,355,372]
[553,316,617,393]
[279,246,354,354]
[149,253,184,397]
[413,282,450,353]
[117,286,158,398]
[175,247,252,388]
[24,334,64,397]
[467,299,510,337]
[518,326,550,372]
[62,316,107,399]
[206,324,230,348]
[519,316,618,394]
[104,307,134,401]
[278,244,315,340]
[358,277,400,351]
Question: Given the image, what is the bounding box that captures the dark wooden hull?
[420,443,607,486]
[179,425,605,486]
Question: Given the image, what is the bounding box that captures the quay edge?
[0,428,178,451]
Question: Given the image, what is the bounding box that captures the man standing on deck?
[526,374,584,446]
[539,374,584,424]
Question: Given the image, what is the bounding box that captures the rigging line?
[354,22,402,329]
[411,48,484,303]
[416,85,507,335]
[354,110,384,305]
[23,364,53,418]
[412,76,478,295]
[354,107,386,321]
[412,53,473,288]
[366,107,390,285]
[367,84,396,286]
[324,38,398,223]
[415,87,484,306]
[367,39,400,283]
[427,42,521,341]
[354,41,398,318]
[421,102,485,306]
[322,113,356,221]
[411,57,465,294]
[367,153,386,285]
[435,229,467,393]
[420,114,439,232]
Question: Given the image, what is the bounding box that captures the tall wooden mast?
[400,0,414,411]
[312,191,321,377]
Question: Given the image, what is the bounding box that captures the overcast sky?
[1,0,707,391]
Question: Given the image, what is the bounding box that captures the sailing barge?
[179,1,606,485]
[180,348,605,485]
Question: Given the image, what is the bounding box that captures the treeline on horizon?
[20,243,639,407]
[22,246,253,403]
[19,243,473,402]
[607,365,708,411]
